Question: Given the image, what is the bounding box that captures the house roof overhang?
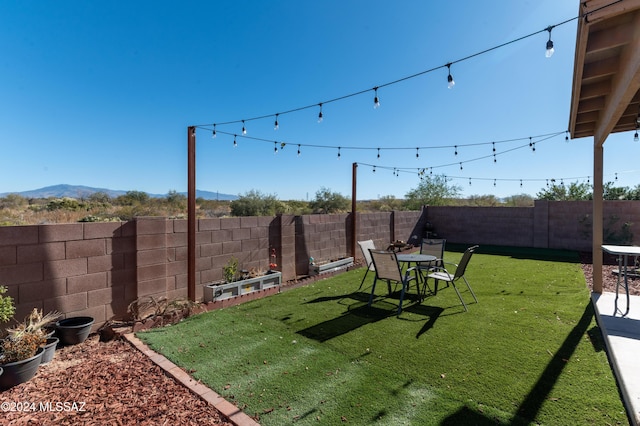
[568,0,640,146]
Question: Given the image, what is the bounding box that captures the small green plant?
[223,256,239,283]
[0,285,15,325]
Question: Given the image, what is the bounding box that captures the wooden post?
[351,162,357,258]
[187,126,196,301]
[592,142,604,294]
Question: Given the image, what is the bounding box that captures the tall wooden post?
[592,142,604,293]
[351,162,357,258]
[187,126,196,301]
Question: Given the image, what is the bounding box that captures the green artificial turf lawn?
[138,247,628,425]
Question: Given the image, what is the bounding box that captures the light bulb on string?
[373,166,376,173]
[233,134,237,147]
[373,87,380,109]
[492,142,496,153]
[274,114,279,130]
[520,179,523,187]
[545,26,555,58]
[416,148,419,159]
[469,178,472,186]
[460,162,463,170]
[493,179,497,187]
[242,120,247,135]
[212,124,217,138]
[274,141,278,154]
[377,148,381,160]
[446,63,455,89]
[297,144,301,157]
[454,145,458,156]
[337,147,341,160]
[634,125,639,142]
[317,103,323,123]
[280,142,286,150]
[565,131,569,142]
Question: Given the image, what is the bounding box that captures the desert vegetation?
[1,176,637,226]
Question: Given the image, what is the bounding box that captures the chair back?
[420,238,446,266]
[369,249,403,282]
[454,245,479,279]
[358,240,377,271]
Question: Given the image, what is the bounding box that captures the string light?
[337,147,341,159]
[494,179,497,187]
[565,130,569,142]
[454,145,458,156]
[377,148,380,160]
[416,148,419,159]
[373,165,376,173]
[274,141,278,154]
[242,120,247,135]
[317,103,323,123]
[233,134,237,147]
[212,124,217,138]
[297,144,301,156]
[274,114,279,130]
[199,6,625,132]
[460,162,463,170]
[373,87,380,109]
[446,63,455,89]
[545,26,555,58]
[634,124,639,142]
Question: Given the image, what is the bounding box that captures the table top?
[396,254,436,263]
[602,245,640,256]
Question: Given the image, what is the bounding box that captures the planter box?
[203,271,282,302]
[310,257,354,276]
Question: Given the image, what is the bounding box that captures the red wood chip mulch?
[0,335,234,425]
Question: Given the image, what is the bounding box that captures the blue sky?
[1,1,637,201]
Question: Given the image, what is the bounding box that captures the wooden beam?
[583,0,640,24]
[581,56,619,82]
[586,21,633,54]
[580,81,611,100]
[576,110,600,124]
[594,12,640,145]
[577,97,605,113]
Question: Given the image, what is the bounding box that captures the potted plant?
[0,285,15,381]
[0,307,60,390]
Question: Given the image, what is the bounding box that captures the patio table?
[602,245,640,316]
[397,254,436,298]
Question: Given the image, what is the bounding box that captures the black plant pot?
[40,337,59,364]
[55,316,94,345]
[0,347,44,391]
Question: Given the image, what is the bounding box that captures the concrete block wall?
[4,202,637,331]
[425,200,640,250]
[0,222,136,331]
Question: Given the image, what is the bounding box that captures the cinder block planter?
[310,257,354,276]
[203,271,282,302]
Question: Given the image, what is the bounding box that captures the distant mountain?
[0,184,238,201]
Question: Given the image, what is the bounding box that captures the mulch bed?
[0,336,234,425]
[1,254,638,425]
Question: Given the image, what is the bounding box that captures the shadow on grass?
[296,301,394,342]
[439,302,596,425]
[446,244,580,263]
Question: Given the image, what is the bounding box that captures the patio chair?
[368,249,417,315]
[427,245,479,312]
[357,240,377,290]
[416,238,446,291]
